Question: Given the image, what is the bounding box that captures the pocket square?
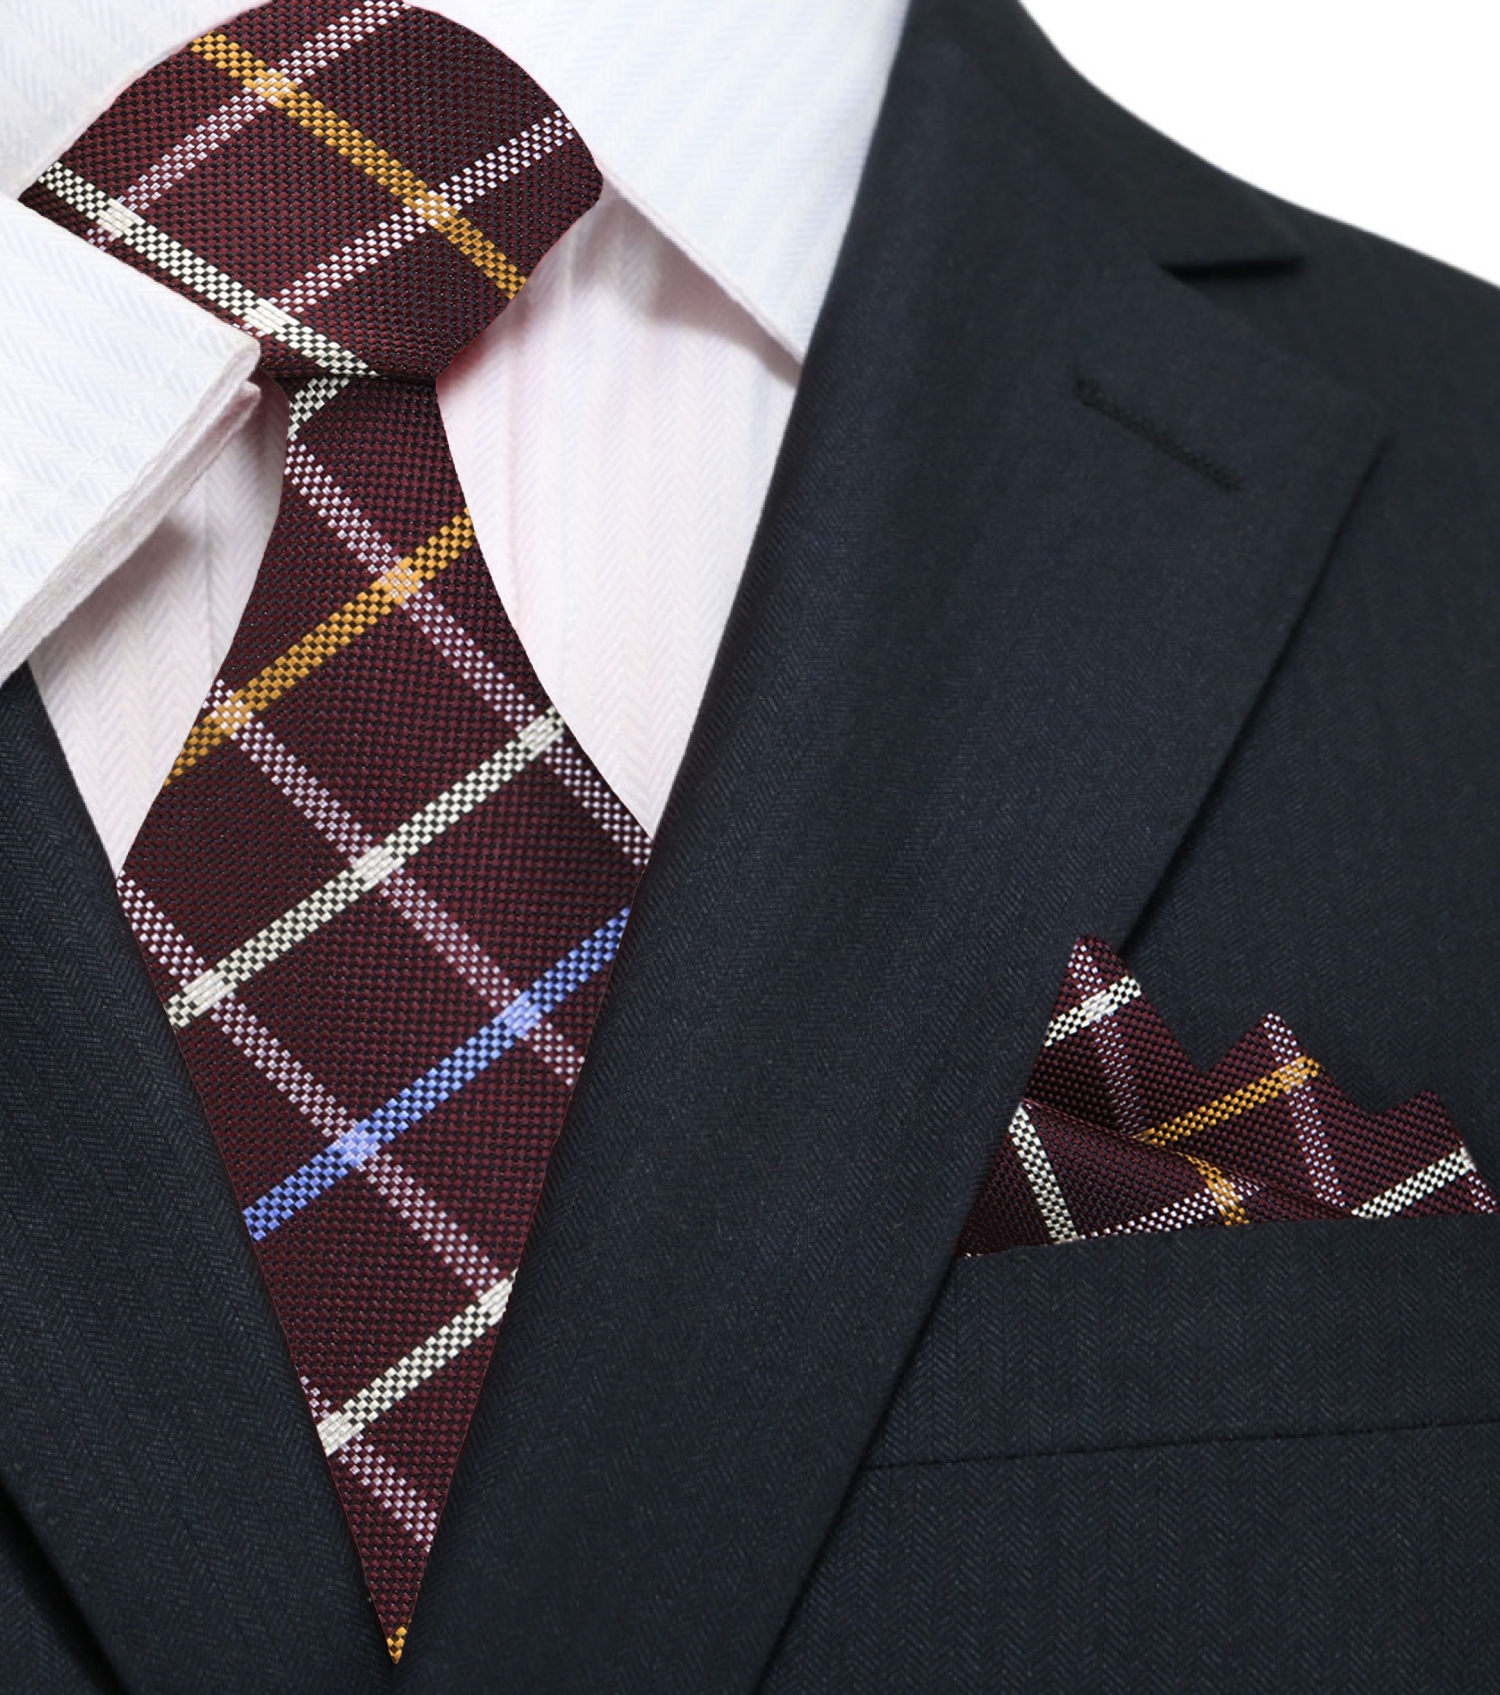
[959,937,1496,1255]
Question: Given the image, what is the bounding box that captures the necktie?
[24,0,647,1658]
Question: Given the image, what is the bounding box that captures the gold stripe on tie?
[1182,1154,1252,1226]
[1137,1054,1322,1148]
[190,32,528,296]
[167,508,476,783]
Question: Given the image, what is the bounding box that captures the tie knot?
[25,0,601,380]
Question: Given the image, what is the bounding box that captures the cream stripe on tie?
[22,4,626,1659]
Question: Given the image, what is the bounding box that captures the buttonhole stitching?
[1075,377,1244,493]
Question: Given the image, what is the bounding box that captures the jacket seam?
[865,1410,1500,1470]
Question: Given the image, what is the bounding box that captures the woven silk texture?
[961,936,1497,1253]
[22,0,649,1659]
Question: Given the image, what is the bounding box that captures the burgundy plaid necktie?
[24,0,647,1658]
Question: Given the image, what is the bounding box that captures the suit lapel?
[407,3,1385,1691]
[0,670,389,1692]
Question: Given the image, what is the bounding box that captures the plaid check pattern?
[23,1,642,1659]
[960,936,1497,1255]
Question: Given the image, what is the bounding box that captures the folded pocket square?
[959,937,1496,1254]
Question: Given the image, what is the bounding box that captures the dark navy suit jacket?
[4,1,1500,1688]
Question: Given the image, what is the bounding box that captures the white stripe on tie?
[287,376,353,440]
[280,441,652,867]
[107,0,411,223]
[1043,975,1143,1047]
[118,874,509,1297]
[1007,1103,1081,1244]
[1352,1148,1476,1219]
[38,162,373,377]
[165,709,565,1028]
[318,1276,513,1454]
[274,110,576,316]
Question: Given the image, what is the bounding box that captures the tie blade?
[28,7,634,1660]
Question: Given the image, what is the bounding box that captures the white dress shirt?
[0,0,908,864]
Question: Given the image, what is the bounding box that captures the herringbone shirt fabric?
[23,0,644,1657]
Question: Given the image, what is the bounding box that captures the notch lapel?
[407,3,1385,1691]
[0,671,389,1692]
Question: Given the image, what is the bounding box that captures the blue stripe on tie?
[242,907,629,1241]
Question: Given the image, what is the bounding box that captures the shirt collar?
[425,0,910,360]
[0,0,908,684]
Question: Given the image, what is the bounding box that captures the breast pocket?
[764,1217,1500,1695]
